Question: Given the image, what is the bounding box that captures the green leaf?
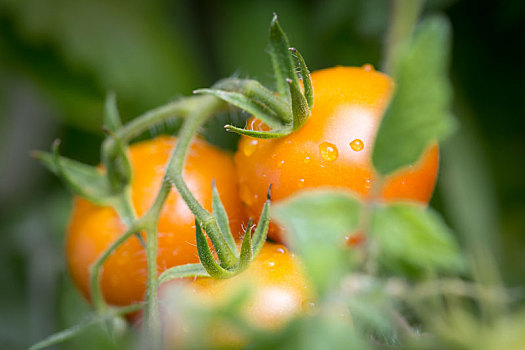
[373,16,456,175]
[34,143,114,205]
[195,219,236,279]
[158,263,209,284]
[195,88,284,129]
[212,78,292,122]
[290,47,314,108]
[224,124,292,139]
[269,13,299,100]
[370,202,464,274]
[101,137,132,194]
[251,187,272,257]
[211,180,238,256]
[273,190,362,247]
[272,190,362,294]
[103,92,122,132]
[288,78,310,131]
[237,221,253,272]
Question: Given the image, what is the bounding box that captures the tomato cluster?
[65,65,438,333]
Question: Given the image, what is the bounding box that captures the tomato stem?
[164,95,238,268]
[89,219,145,312]
[382,0,423,75]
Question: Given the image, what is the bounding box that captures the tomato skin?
[235,66,439,243]
[160,243,312,346]
[66,136,246,306]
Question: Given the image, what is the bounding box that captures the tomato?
[160,243,312,347]
[235,65,439,243]
[66,136,246,306]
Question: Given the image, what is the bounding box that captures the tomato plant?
[235,66,439,242]
[66,136,246,306]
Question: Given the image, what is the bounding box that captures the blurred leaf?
[103,92,122,133]
[345,280,395,337]
[371,203,464,274]
[34,149,113,204]
[272,190,362,294]
[431,307,525,350]
[373,16,456,175]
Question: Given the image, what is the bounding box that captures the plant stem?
[90,93,230,342]
[115,95,212,143]
[165,95,237,268]
[89,219,145,312]
[382,0,424,75]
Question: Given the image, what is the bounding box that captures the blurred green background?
[0,0,523,348]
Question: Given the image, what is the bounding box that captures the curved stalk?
[89,219,145,312]
[164,96,238,268]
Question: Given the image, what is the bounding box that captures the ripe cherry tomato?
[160,243,312,346]
[235,66,439,243]
[66,136,246,306]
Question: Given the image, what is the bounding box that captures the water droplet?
[362,64,374,72]
[319,142,339,162]
[297,178,305,188]
[276,247,286,254]
[349,138,364,152]
[265,260,276,270]
[277,160,285,168]
[304,156,311,164]
[242,139,259,157]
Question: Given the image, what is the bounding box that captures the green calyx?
[195,14,314,139]
[160,184,272,281]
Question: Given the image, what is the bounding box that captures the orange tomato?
[66,136,246,306]
[160,243,312,347]
[234,66,439,243]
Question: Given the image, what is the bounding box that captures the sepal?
[34,140,115,206]
[194,14,313,139]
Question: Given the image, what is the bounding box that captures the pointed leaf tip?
[267,184,273,200]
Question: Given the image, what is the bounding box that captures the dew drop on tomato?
[349,138,364,152]
[319,142,339,162]
[264,259,276,270]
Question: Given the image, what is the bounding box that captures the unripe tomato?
[160,243,312,347]
[66,136,246,306]
[235,66,439,243]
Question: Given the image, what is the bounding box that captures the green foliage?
[373,16,456,175]
[371,202,464,275]
[272,190,362,294]
[34,145,115,205]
